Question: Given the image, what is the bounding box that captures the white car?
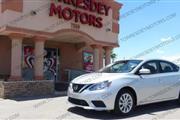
[68,59,180,115]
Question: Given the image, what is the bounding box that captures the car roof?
[142,58,173,63]
[116,59,177,65]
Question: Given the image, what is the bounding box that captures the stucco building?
[0,0,122,98]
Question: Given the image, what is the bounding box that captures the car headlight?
[89,81,112,91]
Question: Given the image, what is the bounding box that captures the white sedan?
[68,59,180,115]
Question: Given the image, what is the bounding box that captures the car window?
[99,60,142,73]
[160,61,179,73]
[110,61,137,73]
[140,61,158,74]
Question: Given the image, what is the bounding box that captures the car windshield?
[99,60,142,73]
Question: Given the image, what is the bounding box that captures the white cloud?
[156,50,164,54]
[161,55,180,65]
[160,36,173,42]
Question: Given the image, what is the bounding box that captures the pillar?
[93,46,99,71]
[9,33,24,80]
[34,36,46,80]
[92,45,103,71]
[104,47,112,66]
[99,47,103,69]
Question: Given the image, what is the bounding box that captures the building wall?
[0,37,90,80]
[0,36,11,76]
[0,0,2,13]
[1,0,23,13]
[0,0,122,81]
[0,0,121,45]
[45,41,93,81]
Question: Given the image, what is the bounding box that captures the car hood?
[72,73,130,84]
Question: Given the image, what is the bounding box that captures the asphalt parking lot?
[0,95,180,120]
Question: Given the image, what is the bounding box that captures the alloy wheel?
[119,93,133,113]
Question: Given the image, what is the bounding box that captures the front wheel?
[114,90,135,115]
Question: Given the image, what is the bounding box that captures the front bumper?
[67,86,116,111]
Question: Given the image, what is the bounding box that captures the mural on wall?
[22,46,59,80]
[44,48,58,80]
[23,46,34,80]
[83,51,94,72]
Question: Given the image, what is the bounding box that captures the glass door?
[44,48,60,81]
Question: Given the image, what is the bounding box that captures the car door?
[157,61,180,100]
[134,60,163,105]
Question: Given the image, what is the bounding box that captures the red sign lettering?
[49,0,111,28]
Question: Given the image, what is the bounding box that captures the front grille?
[72,84,85,93]
[68,97,89,106]
[72,83,93,93]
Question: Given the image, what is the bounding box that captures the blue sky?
[114,0,180,62]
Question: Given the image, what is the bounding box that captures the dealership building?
[0,0,122,98]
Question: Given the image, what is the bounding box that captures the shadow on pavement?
[68,100,179,119]
[10,91,67,101]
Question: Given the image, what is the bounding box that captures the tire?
[114,89,135,115]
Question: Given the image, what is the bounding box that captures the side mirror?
[139,68,151,75]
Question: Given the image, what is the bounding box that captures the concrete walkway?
[0,96,179,120]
